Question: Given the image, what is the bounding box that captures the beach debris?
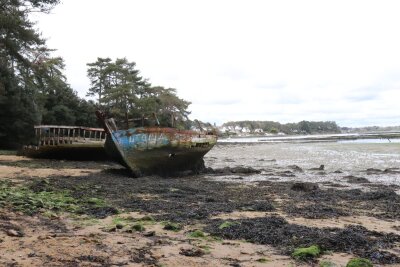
[143,231,155,237]
[346,258,373,267]
[130,248,158,265]
[179,247,205,257]
[210,166,261,175]
[292,245,321,261]
[6,229,24,237]
[309,165,325,171]
[77,255,109,265]
[344,176,370,184]
[384,168,400,174]
[364,168,383,175]
[277,170,296,177]
[290,182,319,192]
[288,165,304,172]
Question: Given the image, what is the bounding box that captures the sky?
[34,0,400,127]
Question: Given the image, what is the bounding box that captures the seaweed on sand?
[205,216,400,264]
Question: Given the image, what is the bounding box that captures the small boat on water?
[96,111,217,176]
[21,125,108,160]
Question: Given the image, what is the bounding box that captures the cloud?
[34,0,400,127]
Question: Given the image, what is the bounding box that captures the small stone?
[7,229,24,237]
[144,231,155,237]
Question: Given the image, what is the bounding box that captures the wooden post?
[38,128,41,147]
[57,128,60,145]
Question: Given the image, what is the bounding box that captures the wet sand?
[1,142,400,266]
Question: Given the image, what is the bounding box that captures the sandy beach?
[1,142,400,266]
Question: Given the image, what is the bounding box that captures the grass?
[346,258,373,267]
[292,245,321,261]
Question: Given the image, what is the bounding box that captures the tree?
[0,0,60,147]
[0,0,100,147]
[86,58,192,128]
[86,57,112,104]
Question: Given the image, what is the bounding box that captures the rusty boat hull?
[105,127,217,176]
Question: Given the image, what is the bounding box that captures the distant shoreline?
[218,131,400,144]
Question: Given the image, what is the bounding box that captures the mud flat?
[1,143,400,266]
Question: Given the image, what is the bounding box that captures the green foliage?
[0,0,98,147]
[86,58,191,128]
[163,222,182,231]
[188,230,206,238]
[223,120,340,135]
[346,258,373,267]
[132,223,145,232]
[292,245,321,261]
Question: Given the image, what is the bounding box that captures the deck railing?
[34,125,106,146]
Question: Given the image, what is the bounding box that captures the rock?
[309,165,324,171]
[115,223,124,229]
[231,166,261,174]
[288,165,304,172]
[365,168,383,175]
[211,166,261,175]
[384,168,400,174]
[344,176,370,184]
[290,182,319,192]
[179,247,205,257]
[7,229,24,237]
[144,231,155,237]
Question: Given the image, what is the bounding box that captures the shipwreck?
[96,111,217,176]
[21,125,107,160]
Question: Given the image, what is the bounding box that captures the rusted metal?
[96,111,217,176]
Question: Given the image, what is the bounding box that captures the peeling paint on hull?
[105,127,217,176]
